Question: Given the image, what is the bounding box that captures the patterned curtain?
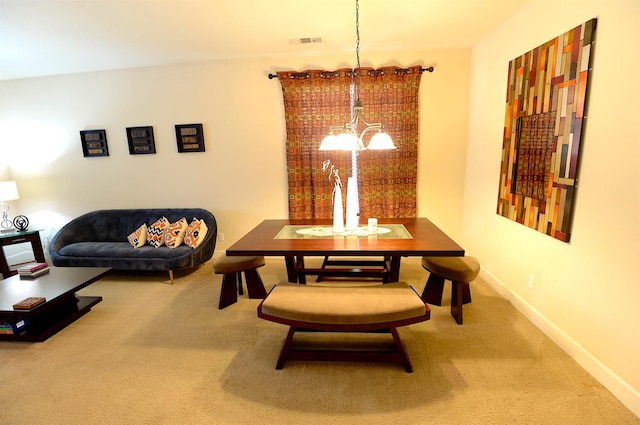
[278,65,422,220]
[357,65,422,219]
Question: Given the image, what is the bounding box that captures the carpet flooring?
[0,256,637,425]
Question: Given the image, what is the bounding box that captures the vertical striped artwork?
[496,19,597,242]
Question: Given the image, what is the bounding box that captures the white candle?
[333,184,344,233]
[345,177,359,231]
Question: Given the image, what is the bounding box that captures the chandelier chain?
[355,0,361,101]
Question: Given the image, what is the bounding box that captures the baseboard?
[480,269,640,418]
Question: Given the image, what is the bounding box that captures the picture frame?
[175,123,205,153]
[126,126,156,155]
[80,129,109,157]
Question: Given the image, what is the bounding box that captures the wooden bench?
[257,282,430,372]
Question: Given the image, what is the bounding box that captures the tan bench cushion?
[260,282,427,326]
[421,256,480,283]
[213,255,265,274]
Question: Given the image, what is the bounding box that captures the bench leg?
[391,327,413,373]
[237,272,244,296]
[218,273,239,309]
[462,283,472,304]
[274,327,415,373]
[169,270,174,285]
[276,326,297,370]
[450,281,470,325]
[421,273,445,305]
[244,268,267,299]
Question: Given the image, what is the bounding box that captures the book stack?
[17,262,50,278]
[0,317,29,334]
[12,297,46,310]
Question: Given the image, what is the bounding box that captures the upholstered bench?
[213,255,267,309]
[421,256,480,324]
[257,282,430,372]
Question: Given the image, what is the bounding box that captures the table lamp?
[0,180,19,230]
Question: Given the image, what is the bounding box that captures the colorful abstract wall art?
[496,19,596,242]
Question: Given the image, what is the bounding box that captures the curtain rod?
[267,66,434,79]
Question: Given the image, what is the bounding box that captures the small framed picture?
[126,126,156,155]
[80,130,109,157]
[175,123,205,153]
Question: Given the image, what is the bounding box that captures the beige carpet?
[0,256,637,425]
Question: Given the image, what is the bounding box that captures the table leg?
[389,256,402,282]
[295,256,307,284]
[0,248,10,278]
[30,236,46,264]
[284,256,298,283]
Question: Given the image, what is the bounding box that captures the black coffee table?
[0,266,111,342]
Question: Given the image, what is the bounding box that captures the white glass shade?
[319,134,340,151]
[0,181,19,201]
[367,132,396,150]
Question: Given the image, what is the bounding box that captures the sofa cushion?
[184,218,208,249]
[147,216,170,248]
[57,242,191,258]
[165,217,188,249]
[127,223,147,248]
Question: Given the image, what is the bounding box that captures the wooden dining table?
[226,218,464,284]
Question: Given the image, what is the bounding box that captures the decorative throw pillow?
[184,218,208,249]
[147,216,170,248]
[165,217,188,249]
[127,223,147,248]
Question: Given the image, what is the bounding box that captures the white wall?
[465,0,640,415]
[0,50,470,252]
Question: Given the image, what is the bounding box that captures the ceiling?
[0,0,530,81]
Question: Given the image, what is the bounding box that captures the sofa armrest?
[50,212,101,251]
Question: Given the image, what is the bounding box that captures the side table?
[0,229,45,278]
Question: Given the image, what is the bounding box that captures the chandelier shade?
[367,132,395,150]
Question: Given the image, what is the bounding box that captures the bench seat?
[258,282,430,372]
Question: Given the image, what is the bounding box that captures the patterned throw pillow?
[184,218,208,249]
[147,216,170,248]
[165,217,188,249]
[127,223,147,248]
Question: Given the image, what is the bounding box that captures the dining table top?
[226,218,464,258]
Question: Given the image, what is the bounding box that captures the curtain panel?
[278,65,422,220]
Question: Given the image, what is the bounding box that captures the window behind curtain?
[278,65,423,220]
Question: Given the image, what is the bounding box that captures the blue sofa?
[49,208,217,284]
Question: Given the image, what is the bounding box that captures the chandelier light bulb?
[336,132,358,151]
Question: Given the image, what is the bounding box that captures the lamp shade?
[0,181,19,202]
[319,135,340,151]
[367,132,396,150]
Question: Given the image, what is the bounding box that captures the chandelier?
[318,0,396,152]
